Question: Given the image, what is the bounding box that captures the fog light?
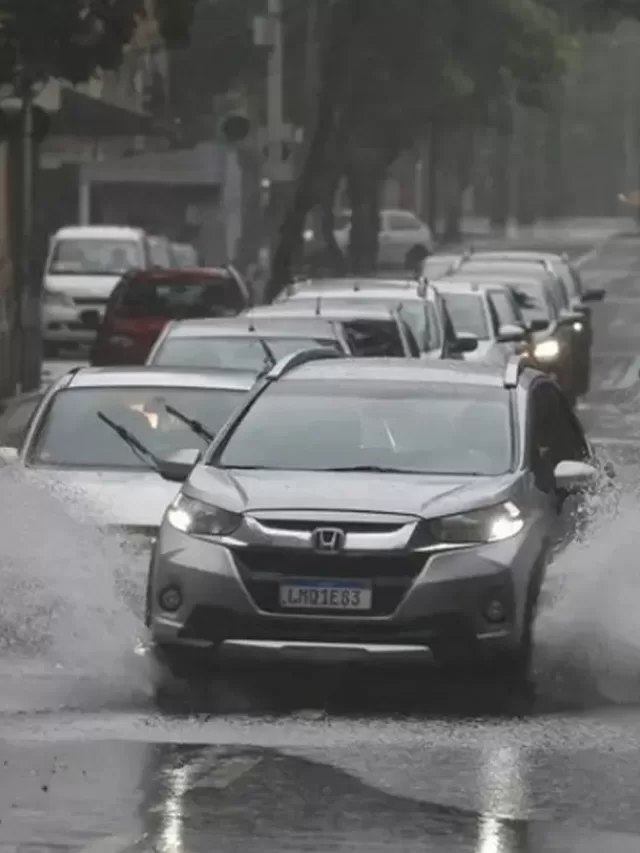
[484,598,506,623]
[159,585,182,612]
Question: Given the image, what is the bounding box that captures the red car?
[91,267,252,366]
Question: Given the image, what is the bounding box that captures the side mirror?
[497,323,527,344]
[158,448,201,483]
[527,318,549,333]
[451,332,478,354]
[582,288,605,302]
[0,446,18,464]
[554,459,598,492]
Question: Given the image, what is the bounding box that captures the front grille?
[234,548,426,617]
[253,518,405,534]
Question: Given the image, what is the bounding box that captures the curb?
[572,230,624,269]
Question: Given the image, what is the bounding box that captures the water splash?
[0,464,151,707]
[535,473,640,705]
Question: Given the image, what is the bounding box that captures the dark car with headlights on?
[450,259,586,399]
[146,349,601,688]
[445,270,582,403]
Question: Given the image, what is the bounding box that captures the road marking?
[614,356,640,390]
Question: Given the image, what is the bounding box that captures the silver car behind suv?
[147,350,602,687]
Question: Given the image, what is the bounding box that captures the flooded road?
[4,232,640,851]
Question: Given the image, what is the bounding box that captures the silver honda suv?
[146,349,601,687]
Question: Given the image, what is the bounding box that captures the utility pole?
[266,0,284,182]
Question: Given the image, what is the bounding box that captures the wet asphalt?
[3,231,640,851]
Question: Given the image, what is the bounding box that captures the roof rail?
[503,355,526,388]
[266,347,344,380]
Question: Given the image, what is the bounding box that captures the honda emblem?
[311,527,346,553]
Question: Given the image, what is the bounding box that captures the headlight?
[430,501,524,544]
[44,288,74,307]
[165,493,242,537]
[533,339,560,361]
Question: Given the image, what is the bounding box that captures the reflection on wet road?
[5,234,640,851]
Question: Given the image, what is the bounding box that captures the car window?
[341,319,406,356]
[440,292,490,339]
[28,386,247,470]
[488,290,521,328]
[529,382,589,489]
[148,238,172,268]
[290,295,440,352]
[114,276,245,320]
[48,239,141,275]
[385,212,422,231]
[216,381,513,475]
[151,335,341,370]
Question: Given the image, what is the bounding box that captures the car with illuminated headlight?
[449,259,587,401]
[445,270,582,403]
[146,348,601,687]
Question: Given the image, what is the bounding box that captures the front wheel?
[150,643,219,708]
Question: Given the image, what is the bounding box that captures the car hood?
[44,274,121,299]
[187,467,516,519]
[44,469,179,527]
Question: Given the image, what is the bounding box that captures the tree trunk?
[265,0,367,303]
[442,126,474,243]
[490,128,511,228]
[426,124,439,236]
[345,160,382,273]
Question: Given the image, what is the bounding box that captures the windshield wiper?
[97,411,162,473]
[164,405,215,443]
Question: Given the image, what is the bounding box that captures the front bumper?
[43,303,104,344]
[148,523,542,664]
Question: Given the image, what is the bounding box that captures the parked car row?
[42,224,203,356]
[5,243,609,697]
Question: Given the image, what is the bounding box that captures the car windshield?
[151,335,341,370]
[49,239,140,275]
[116,276,243,319]
[440,292,489,339]
[29,386,246,470]
[216,381,513,475]
[510,281,552,324]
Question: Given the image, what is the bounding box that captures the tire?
[150,643,219,708]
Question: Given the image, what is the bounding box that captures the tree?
[265,0,569,289]
[0,0,148,92]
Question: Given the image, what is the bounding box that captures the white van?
[42,225,153,354]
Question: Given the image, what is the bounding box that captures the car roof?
[448,271,548,288]
[247,304,395,321]
[163,315,339,338]
[281,357,510,388]
[123,267,231,283]
[306,276,422,289]
[285,286,436,303]
[442,276,512,292]
[459,259,550,275]
[53,225,144,240]
[431,279,487,295]
[62,366,256,391]
[470,250,565,263]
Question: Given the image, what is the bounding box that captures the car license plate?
[279,580,372,611]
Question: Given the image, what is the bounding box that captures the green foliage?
[0,0,144,89]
